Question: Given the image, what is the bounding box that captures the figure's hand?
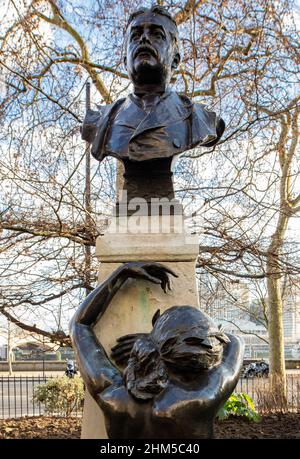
[111,333,148,365]
[119,262,178,293]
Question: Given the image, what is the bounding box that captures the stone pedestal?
[81,215,199,439]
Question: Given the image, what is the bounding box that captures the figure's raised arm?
[69,265,129,397]
[190,333,244,418]
[221,333,244,377]
[70,262,177,397]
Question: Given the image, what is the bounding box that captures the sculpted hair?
[124,336,168,400]
[124,307,229,400]
[125,5,178,32]
[124,5,180,54]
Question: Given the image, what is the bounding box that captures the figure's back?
[97,380,216,439]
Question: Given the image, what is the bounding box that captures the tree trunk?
[266,223,288,408]
[7,319,13,376]
[264,107,299,408]
[84,82,92,296]
[266,270,287,408]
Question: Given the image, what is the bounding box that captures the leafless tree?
[1,0,299,400]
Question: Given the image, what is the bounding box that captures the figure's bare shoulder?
[151,378,217,419]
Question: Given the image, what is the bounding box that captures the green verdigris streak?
[138,284,150,326]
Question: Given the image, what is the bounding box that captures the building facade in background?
[198,272,300,360]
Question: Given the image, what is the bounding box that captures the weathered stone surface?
[81,228,199,439]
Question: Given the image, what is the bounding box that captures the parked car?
[242,360,269,378]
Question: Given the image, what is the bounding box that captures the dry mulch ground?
[0,416,81,439]
[0,414,299,439]
[215,412,300,439]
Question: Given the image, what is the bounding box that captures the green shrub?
[33,376,84,417]
[217,392,261,422]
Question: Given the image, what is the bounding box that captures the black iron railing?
[0,374,299,419]
[236,374,300,413]
[0,375,83,419]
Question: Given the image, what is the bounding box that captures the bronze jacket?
[81,90,225,163]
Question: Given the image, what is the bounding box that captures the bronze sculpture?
[70,262,244,439]
[81,5,225,202]
[71,6,244,439]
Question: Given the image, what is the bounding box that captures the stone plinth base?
[81,217,199,439]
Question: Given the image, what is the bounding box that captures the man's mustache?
[133,45,158,59]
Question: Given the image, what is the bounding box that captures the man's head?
[124,5,180,88]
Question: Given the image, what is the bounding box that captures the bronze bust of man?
[82,5,225,202]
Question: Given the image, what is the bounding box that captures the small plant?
[217,392,261,422]
[33,375,84,417]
